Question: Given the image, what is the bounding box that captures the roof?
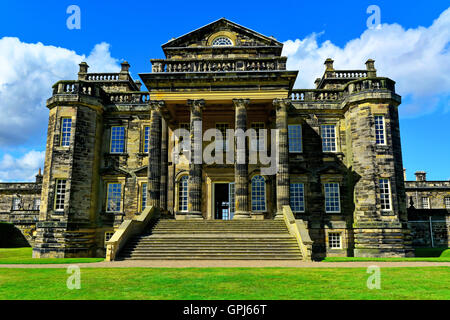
[161,18,282,49]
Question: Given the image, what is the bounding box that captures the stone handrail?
[86,73,120,81]
[291,77,396,102]
[290,89,343,102]
[151,57,286,73]
[108,91,150,104]
[282,205,313,261]
[105,206,159,261]
[52,80,100,96]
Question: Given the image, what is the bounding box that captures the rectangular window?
[61,118,72,147]
[12,197,20,210]
[54,179,67,211]
[328,232,342,249]
[178,176,189,212]
[379,179,392,211]
[104,231,114,248]
[251,122,265,152]
[143,126,150,153]
[324,183,340,213]
[445,197,450,209]
[216,123,230,152]
[422,197,430,209]
[141,183,148,211]
[321,125,337,152]
[290,183,305,213]
[374,115,386,145]
[106,183,122,212]
[288,125,302,153]
[110,126,125,153]
[33,198,41,211]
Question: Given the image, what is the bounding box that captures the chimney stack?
[78,62,89,80]
[324,58,334,71]
[415,171,427,182]
[35,168,43,184]
[365,59,377,77]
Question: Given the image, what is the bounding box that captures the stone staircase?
[119,219,303,260]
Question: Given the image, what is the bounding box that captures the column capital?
[273,98,292,110]
[187,99,205,110]
[150,100,165,111]
[232,98,250,109]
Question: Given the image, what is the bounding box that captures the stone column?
[159,118,168,211]
[233,99,250,219]
[274,98,290,219]
[148,101,163,209]
[187,99,204,219]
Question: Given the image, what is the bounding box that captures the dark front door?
[214,183,230,220]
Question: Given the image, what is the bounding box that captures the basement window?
[328,232,342,249]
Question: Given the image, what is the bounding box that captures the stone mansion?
[3,18,435,260]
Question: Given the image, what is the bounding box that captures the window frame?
[11,197,20,211]
[324,182,341,213]
[379,178,392,211]
[106,183,122,213]
[374,115,387,145]
[321,124,337,153]
[60,117,72,147]
[104,231,114,248]
[140,182,148,212]
[445,197,450,209]
[178,175,189,212]
[251,175,267,212]
[328,232,342,249]
[33,198,41,211]
[290,182,305,213]
[110,126,126,154]
[288,124,303,153]
[54,179,67,212]
[422,197,430,209]
[143,126,150,153]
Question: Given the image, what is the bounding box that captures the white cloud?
[0,38,121,147]
[0,150,45,182]
[283,7,450,117]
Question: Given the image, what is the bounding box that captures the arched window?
[178,175,189,212]
[212,36,233,46]
[251,175,266,212]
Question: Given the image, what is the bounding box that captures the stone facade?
[0,171,42,245]
[405,171,450,248]
[1,18,416,258]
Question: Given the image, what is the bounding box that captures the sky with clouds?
[0,1,449,181]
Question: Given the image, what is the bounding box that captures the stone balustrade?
[86,73,120,81]
[291,77,396,102]
[290,89,343,102]
[326,70,368,79]
[108,92,150,104]
[151,57,286,73]
[52,81,150,105]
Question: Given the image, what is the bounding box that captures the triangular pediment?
[162,18,282,49]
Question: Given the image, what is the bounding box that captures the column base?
[233,211,251,219]
[185,211,204,220]
[274,211,284,220]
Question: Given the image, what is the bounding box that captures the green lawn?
[0,267,448,300]
[323,248,450,262]
[0,248,104,264]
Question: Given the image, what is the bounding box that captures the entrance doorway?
[214,183,235,220]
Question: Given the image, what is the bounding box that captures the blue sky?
[0,0,449,181]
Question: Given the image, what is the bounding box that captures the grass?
[0,267,448,300]
[323,248,450,262]
[0,248,104,264]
